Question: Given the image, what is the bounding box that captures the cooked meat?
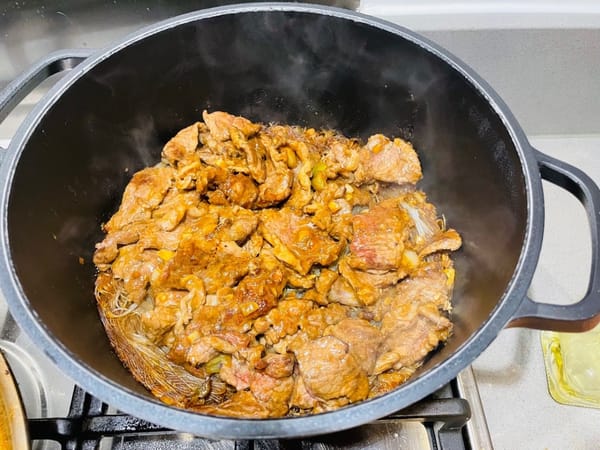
[325,319,383,374]
[292,335,369,403]
[254,298,314,346]
[289,375,319,410]
[219,173,259,208]
[322,139,360,174]
[196,390,270,418]
[162,123,201,167]
[337,259,379,306]
[348,199,409,271]
[371,259,456,322]
[261,353,295,378]
[93,228,139,265]
[248,372,294,417]
[420,229,463,258]
[229,266,287,322]
[328,275,361,307]
[375,304,452,374]
[104,166,174,232]
[257,168,293,207]
[95,273,212,408]
[94,110,461,418]
[355,134,422,185]
[259,208,344,275]
[202,110,261,142]
[204,352,294,418]
[110,245,162,304]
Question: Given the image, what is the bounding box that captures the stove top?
[27,384,469,449]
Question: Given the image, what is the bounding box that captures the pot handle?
[0,49,93,151]
[508,148,600,332]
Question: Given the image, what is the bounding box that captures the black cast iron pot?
[1,3,599,439]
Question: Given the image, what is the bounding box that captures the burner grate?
[28,383,470,450]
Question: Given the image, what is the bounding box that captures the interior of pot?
[7,10,527,398]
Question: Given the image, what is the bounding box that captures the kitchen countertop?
[1,2,600,449]
[472,135,600,450]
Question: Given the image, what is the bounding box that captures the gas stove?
[1,1,600,449]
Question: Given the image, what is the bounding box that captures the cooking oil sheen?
[541,324,600,408]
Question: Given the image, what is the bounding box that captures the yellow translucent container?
[541,324,600,408]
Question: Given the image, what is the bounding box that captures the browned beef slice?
[293,335,369,402]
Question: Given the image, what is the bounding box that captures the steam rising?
[75,8,527,338]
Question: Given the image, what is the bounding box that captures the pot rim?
[0,2,544,439]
